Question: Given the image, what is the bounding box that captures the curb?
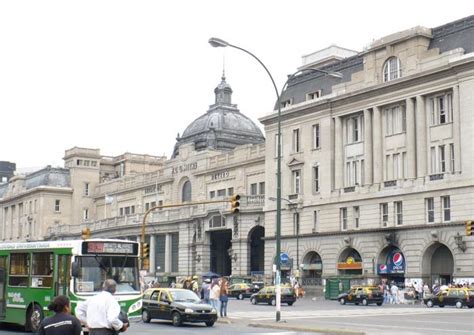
[248,322,366,335]
[216,318,232,325]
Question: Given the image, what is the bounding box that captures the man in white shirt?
[75,279,129,335]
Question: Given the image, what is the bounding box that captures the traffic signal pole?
[140,197,240,269]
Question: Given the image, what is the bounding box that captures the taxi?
[228,283,259,300]
[424,287,474,309]
[250,286,296,306]
[338,286,383,306]
[141,288,218,327]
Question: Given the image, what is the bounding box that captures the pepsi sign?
[377,248,405,274]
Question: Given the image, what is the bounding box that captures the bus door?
[0,256,6,319]
[55,255,71,296]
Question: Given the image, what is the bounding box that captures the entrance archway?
[422,243,454,286]
[337,248,363,276]
[210,229,232,276]
[249,226,265,273]
[377,246,405,286]
[301,251,322,285]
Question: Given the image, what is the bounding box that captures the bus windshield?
[74,255,139,294]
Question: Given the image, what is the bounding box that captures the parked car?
[250,286,297,306]
[141,288,217,327]
[338,286,384,306]
[424,288,474,308]
[228,283,258,300]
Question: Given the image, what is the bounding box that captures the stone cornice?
[0,186,73,204]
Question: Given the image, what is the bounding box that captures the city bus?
[0,239,142,332]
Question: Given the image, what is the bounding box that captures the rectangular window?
[227,187,234,196]
[31,253,53,288]
[426,198,435,223]
[352,117,359,142]
[210,191,215,199]
[395,201,403,225]
[307,91,320,101]
[83,208,89,220]
[282,99,292,108]
[312,124,320,149]
[292,129,300,152]
[119,208,124,216]
[293,170,301,194]
[381,203,388,227]
[393,153,400,179]
[313,165,319,193]
[430,147,436,173]
[84,182,90,196]
[158,200,163,210]
[313,210,319,233]
[259,182,265,195]
[340,208,347,231]
[54,200,60,212]
[449,143,455,173]
[274,134,282,158]
[429,93,453,125]
[250,183,258,195]
[442,196,451,222]
[353,206,360,229]
[130,206,135,214]
[439,145,446,173]
[353,161,359,185]
[385,106,406,135]
[145,203,150,211]
[9,253,30,286]
[293,212,300,236]
[217,189,226,197]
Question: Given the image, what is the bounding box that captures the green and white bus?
[0,239,142,332]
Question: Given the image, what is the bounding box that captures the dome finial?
[222,55,226,82]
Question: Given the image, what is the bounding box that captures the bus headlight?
[184,308,194,314]
[128,300,142,314]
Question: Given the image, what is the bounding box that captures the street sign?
[280,252,289,263]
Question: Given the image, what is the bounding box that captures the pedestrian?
[37,295,82,335]
[190,275,200,295]
[390,282,399,304]
[219,277,229,317]
[209,279,221,312]
[75,279,129,335]
[201,278,211,305]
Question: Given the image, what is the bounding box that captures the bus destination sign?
[84,242,134,254]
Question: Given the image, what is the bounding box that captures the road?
[0,296,472,334]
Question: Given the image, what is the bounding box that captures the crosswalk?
[229,307,473,321]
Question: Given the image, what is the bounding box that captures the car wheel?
[456,301,463,309]
[426,300,433,308]
[205,320,215,327]
[141,309,151,323]
[251,297,257,305]
[288,302,294,306]
[26,304,43,332]
[376,302,382,306]
[238,293,244,300]
[271,298,276,306]
[172,312,182,327]
[439,305,445,308]
[339,298,346,305]
[362,299,368,306]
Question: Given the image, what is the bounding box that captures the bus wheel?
[26,304,43,332]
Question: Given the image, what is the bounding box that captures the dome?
[173,75,264,158]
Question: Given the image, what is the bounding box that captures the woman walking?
[209,279,221,313]
[219,277,229,317]
[37,295,82,335]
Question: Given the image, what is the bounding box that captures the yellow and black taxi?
[424,288,474,309]
[141,288,218,327]
[338,286,383,306]
[228,283,259,300]
[250,286,297,306]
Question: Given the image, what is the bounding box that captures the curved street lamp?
[209,37,342,322]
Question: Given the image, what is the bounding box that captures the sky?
[1,1,472,170]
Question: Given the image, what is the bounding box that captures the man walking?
[76,279,129,335]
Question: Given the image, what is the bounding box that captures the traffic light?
[142,242,150,258]
[230,194,240,214]
[466,220,473,236]
[81,228,91,240]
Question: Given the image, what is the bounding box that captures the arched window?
[182,180,192,202]
[383,57,402,82]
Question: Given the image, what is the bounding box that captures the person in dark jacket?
[37,295,82,335]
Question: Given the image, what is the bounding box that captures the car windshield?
[282,288,294,294]
[169,290,200,303]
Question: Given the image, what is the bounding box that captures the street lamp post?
[209,37,342,322]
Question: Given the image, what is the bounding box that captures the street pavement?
[0,296,472,334]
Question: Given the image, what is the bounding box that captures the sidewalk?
[247,320,366,335]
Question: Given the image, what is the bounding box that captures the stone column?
[363,109,373,185]
[334,117,343,189]
[406,98,416,179]
[165,233,171,273]
[150,234,156,274]
[415,96,427,177]
[452,85,462,173]
[373,106,383,183]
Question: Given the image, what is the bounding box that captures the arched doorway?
[377,246,405,287]
[337,248,363,276]
[301,251,323,286]
[422,243,454,286]
[249,226,265,274]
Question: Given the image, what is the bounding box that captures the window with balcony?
[429,93,453,126]
[250,183,258,195]
[383,57,402,82]
[259,182,265,195]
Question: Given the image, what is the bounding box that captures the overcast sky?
[1,1,472,170]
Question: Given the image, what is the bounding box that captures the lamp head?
[208,37,229,48]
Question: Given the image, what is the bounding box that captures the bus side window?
[31,252,53,288]
[9,253,29,287]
